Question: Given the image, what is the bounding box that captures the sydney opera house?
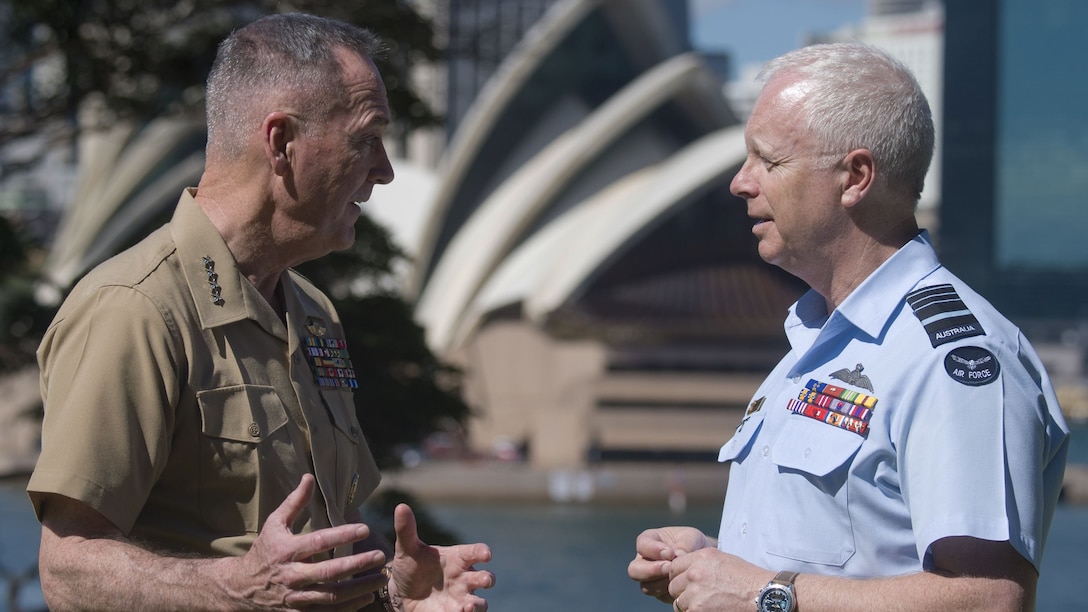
[33,0,823,470]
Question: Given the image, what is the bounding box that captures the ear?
[840,148,875,208]
[262,111,295,177]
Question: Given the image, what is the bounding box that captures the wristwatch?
[756,570,798,612]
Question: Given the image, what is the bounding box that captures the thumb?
[393,503,420,554]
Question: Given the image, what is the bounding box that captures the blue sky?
[688,0,867,77]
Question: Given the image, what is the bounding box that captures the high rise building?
[941,0,1088,330]
[941,0,1088,418]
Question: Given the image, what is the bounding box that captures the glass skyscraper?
[941,0,1088,332]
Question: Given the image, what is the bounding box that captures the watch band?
[377,585,396,612]
[773,570,799,585]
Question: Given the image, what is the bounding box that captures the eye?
[760,156,781,171]
[349,132,382,152]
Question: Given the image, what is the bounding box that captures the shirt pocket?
[197,385,290,533]
[762,417,864,567]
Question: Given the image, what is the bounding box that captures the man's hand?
[628,526,716,603]
[38,474,389,610]
[224,473,389,609]
[666,548,770,612]
[388,503,494,612]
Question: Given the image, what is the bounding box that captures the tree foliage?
[0,0,443,139]
[0,215,54,375]
[296,214,472,469]
[0,0,467,470]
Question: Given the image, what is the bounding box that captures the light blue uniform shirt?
[717,231,1069,576]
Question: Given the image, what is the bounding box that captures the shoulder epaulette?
[905,284,986,348]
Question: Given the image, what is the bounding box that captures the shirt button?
[803,448,812,459]
[790,375,802,383]
[741,522,748,535]
[761,445,770,457]
[248,422,260,437]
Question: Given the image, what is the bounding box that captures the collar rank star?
[302,317,358,390]
[202,256,224,306]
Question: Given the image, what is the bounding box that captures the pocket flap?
[198,385,288,443]
[770,417,864,477]
[718,410,766,462]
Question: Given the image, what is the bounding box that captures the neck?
[819,216,919,312]
[193,176,288,309]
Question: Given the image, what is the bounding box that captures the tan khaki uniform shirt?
[28,189,381,557]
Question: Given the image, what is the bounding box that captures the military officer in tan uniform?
[28,13,493,611]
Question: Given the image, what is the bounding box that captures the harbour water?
[1,422,1085,611]
[3,487,1088,610]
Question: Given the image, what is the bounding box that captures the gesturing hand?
[388,503,495,612]
[227,474,389,610]
[628,526,715,604]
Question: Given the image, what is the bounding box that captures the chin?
[335,230,356,251]
[757,243,784,267]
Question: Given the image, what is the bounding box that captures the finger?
[452,542,492,568]
[628,557,670,582]
[281,550,388,594]
[635,533,674,561]
[466,568,496,591]
[266,474,316,533]
[666,551,692,579]
[639,577,671,599]
[458,594,488,612]
[283,575,383,610]
[291,522,376,562]
[393,503,419,553]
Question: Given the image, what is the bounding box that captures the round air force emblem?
[944,346,1000,386]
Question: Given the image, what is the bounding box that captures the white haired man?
[629,42,1068,612]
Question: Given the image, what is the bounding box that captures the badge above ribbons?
[302,318,359,390]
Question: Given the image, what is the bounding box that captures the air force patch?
[944,346,1000,386]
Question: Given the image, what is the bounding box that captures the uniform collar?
[786,231,941,348]
[171,188,287,337]
[833,230,941,340]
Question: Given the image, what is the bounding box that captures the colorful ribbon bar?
[303,334,358,390]
[805,379,878,409]
[787,398,869,436]
[796,389,873,422]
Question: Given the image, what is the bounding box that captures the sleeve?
[28,285,181,533]
[896,334,1062,570]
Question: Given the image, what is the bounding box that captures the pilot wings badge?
[829,363,874,392]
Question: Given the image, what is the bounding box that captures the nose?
[729,157,756,200]
[369,141,395,185]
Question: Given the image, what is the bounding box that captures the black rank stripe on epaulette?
[905,284,985,348]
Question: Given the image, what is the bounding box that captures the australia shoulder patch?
[944,345,1000,386]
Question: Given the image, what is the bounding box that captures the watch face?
[758,587,794,612]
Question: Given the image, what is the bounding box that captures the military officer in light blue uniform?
[718,230,1068,576]
[629,42,1069,612]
